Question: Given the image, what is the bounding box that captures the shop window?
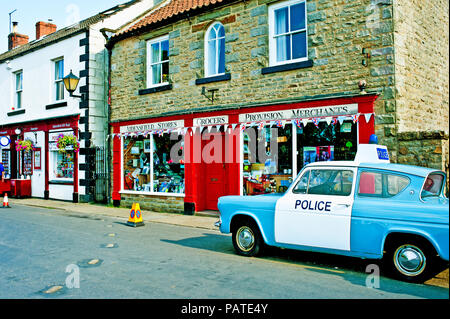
[51,151,74,181]
[243,125,293,195]
[122,133,184,195]
[296,120,357,173]
[146,35,169,88]
[153,134,184,194]
[205,22,225,77]
[268,0,307,66]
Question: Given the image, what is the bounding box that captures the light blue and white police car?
[216,141,449,283]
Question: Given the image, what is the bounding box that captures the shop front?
[0,115,80,201]
[111,94,378,214]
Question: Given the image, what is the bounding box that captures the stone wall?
[397,131,449,194]
[110,0,396,137]
[393,0,449,134]
[120,193,184,213]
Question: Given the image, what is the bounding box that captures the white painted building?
[0,0,155,202]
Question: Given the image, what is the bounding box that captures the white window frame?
[146,35,170,88]
[204,22,226,77]
[14,70,23,109]
[119,133,185,197]
[268,0,308,67]
[54,58,65,101]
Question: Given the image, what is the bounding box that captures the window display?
[243,125,293,195]
[122,133,184,195]
[52,151,74,180]
[242,119,357,196]
[297,120,357,172]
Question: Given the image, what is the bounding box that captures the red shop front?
[0,115,80,201]
[111,94,378,214]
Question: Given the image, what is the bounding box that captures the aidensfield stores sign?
[120,120,184,133]
[238,104,358,123]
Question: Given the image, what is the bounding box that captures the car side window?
[387,174,410,196]
[358,170,410,198]
[358,172,382,196]
[306,169,354,196]
[292,170,310,194]
[421,173,444,198]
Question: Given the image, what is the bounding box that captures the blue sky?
[0,0,127,53]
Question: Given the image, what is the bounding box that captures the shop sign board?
[49,131,74,151]
[193,115,229,127]
[120,120,184,133]
[238,104,358,123]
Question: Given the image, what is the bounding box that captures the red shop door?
[203,130,227,211]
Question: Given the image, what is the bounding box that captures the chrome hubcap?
[394,245,426,276]
[236,227,255,252]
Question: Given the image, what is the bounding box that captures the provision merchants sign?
[238,104,358,123]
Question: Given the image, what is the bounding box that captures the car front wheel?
[232,220,263,257]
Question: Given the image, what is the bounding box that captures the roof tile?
[115,0,231,38]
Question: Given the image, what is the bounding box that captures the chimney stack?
[35,21,57,40]
[8,22,29,50]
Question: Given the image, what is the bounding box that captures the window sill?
[46,101,68,110]
[7,109,25,116]
[49,180,74,185]
[138,84,172,95]
[261,60,313,74]
[195,73,231,85]
[120,190,185,197]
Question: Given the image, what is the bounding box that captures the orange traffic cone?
[2,193,11,208]
[127,203,144,227]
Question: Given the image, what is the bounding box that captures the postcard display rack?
[23,151,33,176]
[1,149,10,177]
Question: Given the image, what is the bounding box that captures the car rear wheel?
[232,220,263,257]
[384,238,437,283]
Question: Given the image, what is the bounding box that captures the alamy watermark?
[365,264,380,289]
[65,264,80,289]
[166,127,279,165]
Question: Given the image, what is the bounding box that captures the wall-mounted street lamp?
[63,69,85,100]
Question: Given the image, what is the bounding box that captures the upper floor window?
[205,22,225,77]
[147,35,169,88]
[14,71,23,109]
[54,58,64,101]
[268,0,307,66]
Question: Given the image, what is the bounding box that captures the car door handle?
[336,204,350,208]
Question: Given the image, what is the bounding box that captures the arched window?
[205,22,225,77]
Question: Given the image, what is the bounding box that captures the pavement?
[7,197,219,231]
[5,196,449,289]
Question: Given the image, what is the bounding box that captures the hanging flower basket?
[56,133,80,153]
[15,139,35,153]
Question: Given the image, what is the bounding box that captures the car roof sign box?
[354,144,390,164]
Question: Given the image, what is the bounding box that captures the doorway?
[202,129,227,211]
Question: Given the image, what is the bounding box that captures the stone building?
[106,0,449,213]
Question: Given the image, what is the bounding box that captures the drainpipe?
[101,28,115,205]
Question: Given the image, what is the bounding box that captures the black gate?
[85,147,108,203]
[94,146,108,203]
